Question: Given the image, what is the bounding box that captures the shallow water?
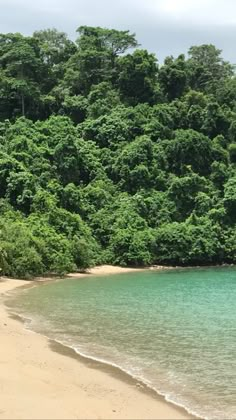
[7,267,236,419]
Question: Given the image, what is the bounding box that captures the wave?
[7,268,236,420]
[7,307,204,419]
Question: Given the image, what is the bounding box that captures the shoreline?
[0,266,199,419]
[1,262,234,284]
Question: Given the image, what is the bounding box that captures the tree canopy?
[0,25,236,277]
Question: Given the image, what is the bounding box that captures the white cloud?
[143,0,236,24]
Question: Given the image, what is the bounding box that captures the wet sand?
[0,267,194,419]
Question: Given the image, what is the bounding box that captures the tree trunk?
[21,93,25,116]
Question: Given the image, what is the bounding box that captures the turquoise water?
[7,267,236,419]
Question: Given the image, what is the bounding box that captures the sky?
[1,0,236,63]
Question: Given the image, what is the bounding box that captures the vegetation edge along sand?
[0,267,195,420]
[0,264,176,283]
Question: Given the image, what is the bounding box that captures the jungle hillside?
[0,26,236,278]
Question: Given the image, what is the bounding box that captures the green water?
[7,267,236,419]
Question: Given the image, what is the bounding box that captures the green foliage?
[187,44,233,94]
[223,228,236,262]
[0,33,42,119]
[159,54,187,100]
[112,136,153,192]
[0,26,236,275]
[153,217,222,265]
[0,217,44,278]
[228,144,236,163]
[223,177,236,221]
[165,129,213,175]
[117,49,159,105]
[63,26,137,96]
[168,173,208,219]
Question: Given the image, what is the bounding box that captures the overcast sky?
[1,0,236,63]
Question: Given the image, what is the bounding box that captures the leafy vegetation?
[0,27,236,277]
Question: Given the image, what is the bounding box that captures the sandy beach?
[0,266,194,420]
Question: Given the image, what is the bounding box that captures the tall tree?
[0,33,42,119]
[159,54,187,100]
[117,49,159,105]
[64,26,138,95]
[187,44,233,93]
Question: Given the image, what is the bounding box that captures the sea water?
[7,267,236,419]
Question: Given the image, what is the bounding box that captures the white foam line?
[7,307,207,420]
[52,338,206,419]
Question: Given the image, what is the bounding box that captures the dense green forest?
[0,26,236,278]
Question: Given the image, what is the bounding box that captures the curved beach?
[0,268,194,420]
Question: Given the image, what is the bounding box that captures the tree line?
[0,26,236,277]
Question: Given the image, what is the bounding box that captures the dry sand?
[0,266,194,419]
